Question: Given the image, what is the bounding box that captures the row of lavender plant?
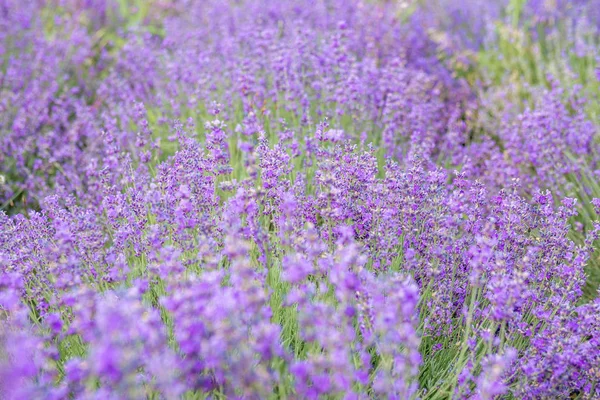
[1,0,600,399]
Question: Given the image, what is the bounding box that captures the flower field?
[1,0,600,398]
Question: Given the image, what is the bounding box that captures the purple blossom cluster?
[1,0,600,399]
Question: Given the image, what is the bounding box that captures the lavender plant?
[1,0,600,399]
